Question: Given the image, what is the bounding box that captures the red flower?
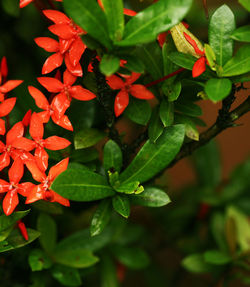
[106,73,154,117]
[26,157,70,207]
[19,0,62,8]
[0,158,34,215]
[0,122,32,171]
[12,112,71,172]
[28,86,73,131]
[37,70,96,119]
[183,32,207,78]
[17,220,29,241]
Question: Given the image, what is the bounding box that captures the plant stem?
[168,95,250,168]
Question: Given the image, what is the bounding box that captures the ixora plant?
[0,0,250,286]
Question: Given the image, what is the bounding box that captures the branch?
[168,95,250,168]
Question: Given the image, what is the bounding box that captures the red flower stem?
[145,68,185,88]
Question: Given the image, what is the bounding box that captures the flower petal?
[19,0,33,8]
[0,98,16,117]
[12,137,35,152]
[114,90,129,117]
[18,182,35,197]
[35,37,59,52]
[44,136,71,150]
[59,38,74,54]
[7,122,24,145]
[69,37,86,67]
[123,8,137,16]
[43,10,70,24]
[49,24,75,40]
[22,109,32,127]
[125,72,141,85]
[8,157,24,184]
[0,80,23,93]
[37,77,63,93]
[35,147,48,172]
[48,157,69,181]
[0,179,10,193]
[51,114,73,131]
[30,112,44,140]
[106,75,124,90]
[3,190,19,215]
[129,85,155,100]
[0,119,5,135]
[64,53,83,77]
[51,190,70,206]
[0,57,8,78]
[63,69,77,86]
[51,93,71,119]
[25,185,44,204]
[28,86,49,110]
[70,86,96,101]
[192,57,206,78]
[0,152,10,171]
[42,52,63,75]
[25,160,46,183]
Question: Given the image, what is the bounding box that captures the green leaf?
[204,44,217,71]
[162,39,178,76]
[162,81,182,102]
[148,107,164,143]
[182,254,214,273]
[51,169,115,202]
[63,0,111,48]
[205,78,232,102]
[0,228,40,253]
[112,195,130,218]
[175,114,199,141]
[37,213,57,254]
[28,249,52,271]
[135,42,163,80]
[122,55,145,73]
[221,45,250,77]
[51,264,82,287]
[160,100,174,127]
[130,187,171,207]
[209,5,236,66]
[102,0,124,42]
[115,181,143,194]
[90,199,112,237]
[113,246,150,269]
[74,128,105,150]
[0,209,30,234]
[238,0,250,11]
[101,254,118,287]
[175,100,202,117]
[231,25,250,42]
[124,97,151,125]
[103,140,123,173]
[168,52,195,70]
[120,125,185,184]
[54,247,99,269]
[31,201,63,215]
[100,54,120,76]
[116,0,192,46]
[204,250,232,265]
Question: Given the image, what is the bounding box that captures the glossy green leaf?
[28,249,52,271]
[37,213,57,254]
[162,81,182,102]
[160,100,174,127]
[116,0,192,46]
[175,100,202,117]
[182,254,214,273]
[102,0,124,42]
[148,107,164,143]
[0,228,40,253]
[103,140,123,173]
[112,195,130,218]
[0,209,30,234]
[168,52,195,70]
[120,125,185,184]
[204,44,217,71]
[205,78,232,102]
[54,247,99,268]
[63,0,111,48]
[124,97,151,125]
[175,114,199,141]
[130,187,171,207]
[231,25,250,42]
[162,39,178,77]
[51,169,115,202]
[101,254,118,287]
[122,55,145,73]
[51,264,82,287]
[113,246,150,269]
[100,54,120,76]
[90,199,112,237]
[116,181,143,195]
[221,45,250,76]
[209,5,236,66]
[74,128,105,150]
[204,250,231,265]
[135,42,163,80]
[238,0,250,11]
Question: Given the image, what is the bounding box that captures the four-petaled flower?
[106,73,154,117]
